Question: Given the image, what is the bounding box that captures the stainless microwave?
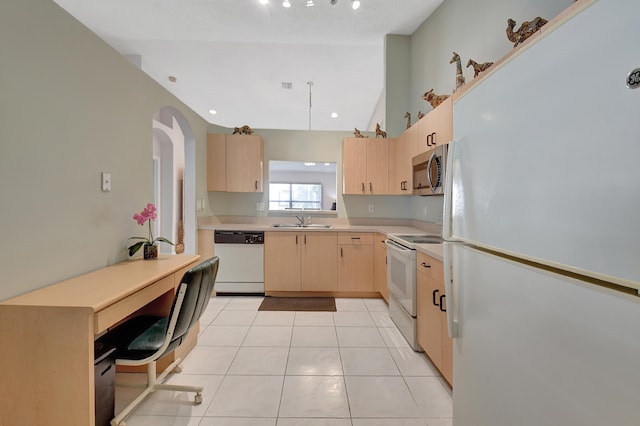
[412,144,448,196]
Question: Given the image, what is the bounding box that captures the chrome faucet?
[295,214,310,225]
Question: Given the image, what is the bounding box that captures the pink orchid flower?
[128,203,173,257]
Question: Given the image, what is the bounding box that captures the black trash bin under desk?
[94,342,116,426]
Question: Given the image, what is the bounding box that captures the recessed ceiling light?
[208,109,217,115]
[351,0,360,10]
[304,162,316,166]
[306,0,315,6]
[259,0,269,5]
[330,112,339,118]
[282,0,291,7]
[168,76,177,83]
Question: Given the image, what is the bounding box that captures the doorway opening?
[152,107,196,255]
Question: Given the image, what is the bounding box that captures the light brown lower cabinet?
[416,251,453,385]
[337,233,374,292]
[264,231,337,292]
[373,233,388,302]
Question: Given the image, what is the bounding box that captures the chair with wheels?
[98,256,219,426]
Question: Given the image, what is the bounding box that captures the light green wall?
[407,0,575,117]
[0,0,209,300]
[384,35,412,138]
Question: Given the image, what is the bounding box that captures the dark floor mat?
[258,296,336,312]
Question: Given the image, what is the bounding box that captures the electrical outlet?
[256,202,265,211]
[368,204,374,213]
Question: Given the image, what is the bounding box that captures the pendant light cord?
[307,81,313,131]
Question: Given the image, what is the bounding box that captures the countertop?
[199,222,444,262]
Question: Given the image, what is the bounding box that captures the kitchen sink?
[272,224,333,229]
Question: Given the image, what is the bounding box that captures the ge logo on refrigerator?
[626,68,640,89]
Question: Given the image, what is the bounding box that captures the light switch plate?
[101,172,111,191]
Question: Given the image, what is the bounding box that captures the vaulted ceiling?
[53,0,444,131]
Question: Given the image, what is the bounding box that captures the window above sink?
[268,160,337,213]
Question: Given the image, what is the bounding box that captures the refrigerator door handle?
[442,139,456,239]
[443,242,459,338]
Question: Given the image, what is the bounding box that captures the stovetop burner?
[393,234,443,244]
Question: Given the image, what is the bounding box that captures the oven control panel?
[214,230,264,244]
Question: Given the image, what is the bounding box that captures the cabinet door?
[373,233,388,302]
[301,232,338,291]
[264,232,301,291]
[338,233,374,292]
[430,96,453,147]
[207,134,226,191]
[390,126,417,194]
[366,138,389,194]
[417,97,453,152]
[342,137,367,194]
[226,135,263,192]
[417,268,443,368]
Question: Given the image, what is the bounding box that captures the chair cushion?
[98,315,168,360]
[128,317,168,351]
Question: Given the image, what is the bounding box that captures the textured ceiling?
[53,0,443,131]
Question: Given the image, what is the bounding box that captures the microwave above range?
[412,144,448,196]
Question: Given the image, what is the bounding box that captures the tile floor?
[115,296,453,426]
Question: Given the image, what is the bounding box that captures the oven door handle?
[385,239,411,251]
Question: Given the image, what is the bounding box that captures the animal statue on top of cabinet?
[506,17,548,47]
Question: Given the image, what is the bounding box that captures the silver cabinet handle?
[421,262,431,268]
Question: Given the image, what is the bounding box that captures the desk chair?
[99,256,219,426]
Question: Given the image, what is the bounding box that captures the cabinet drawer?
[94,275,174,334]
[338,232,373,245]
[416,251,443,282]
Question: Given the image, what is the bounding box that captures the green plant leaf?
[154,237,174,246]
[128,241,146,256]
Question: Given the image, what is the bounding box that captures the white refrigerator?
[443,1,640,425]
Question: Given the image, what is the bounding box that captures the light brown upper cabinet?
[342,138,389,195]
[389,125,417,195]
[207,133,264,192]
[417,96,453,152]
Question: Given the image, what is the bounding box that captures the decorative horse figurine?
[232,125,254,135]
[506,17,547,47]
[466,59,494,78]
[353,128,365,138]
[422,89,450,109]
[375,123,387,138]
[404,112,412,129]
[450,51,465,91]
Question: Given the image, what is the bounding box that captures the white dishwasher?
[214,230,265,294]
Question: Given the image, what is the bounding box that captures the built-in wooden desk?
[0,254,201,426]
